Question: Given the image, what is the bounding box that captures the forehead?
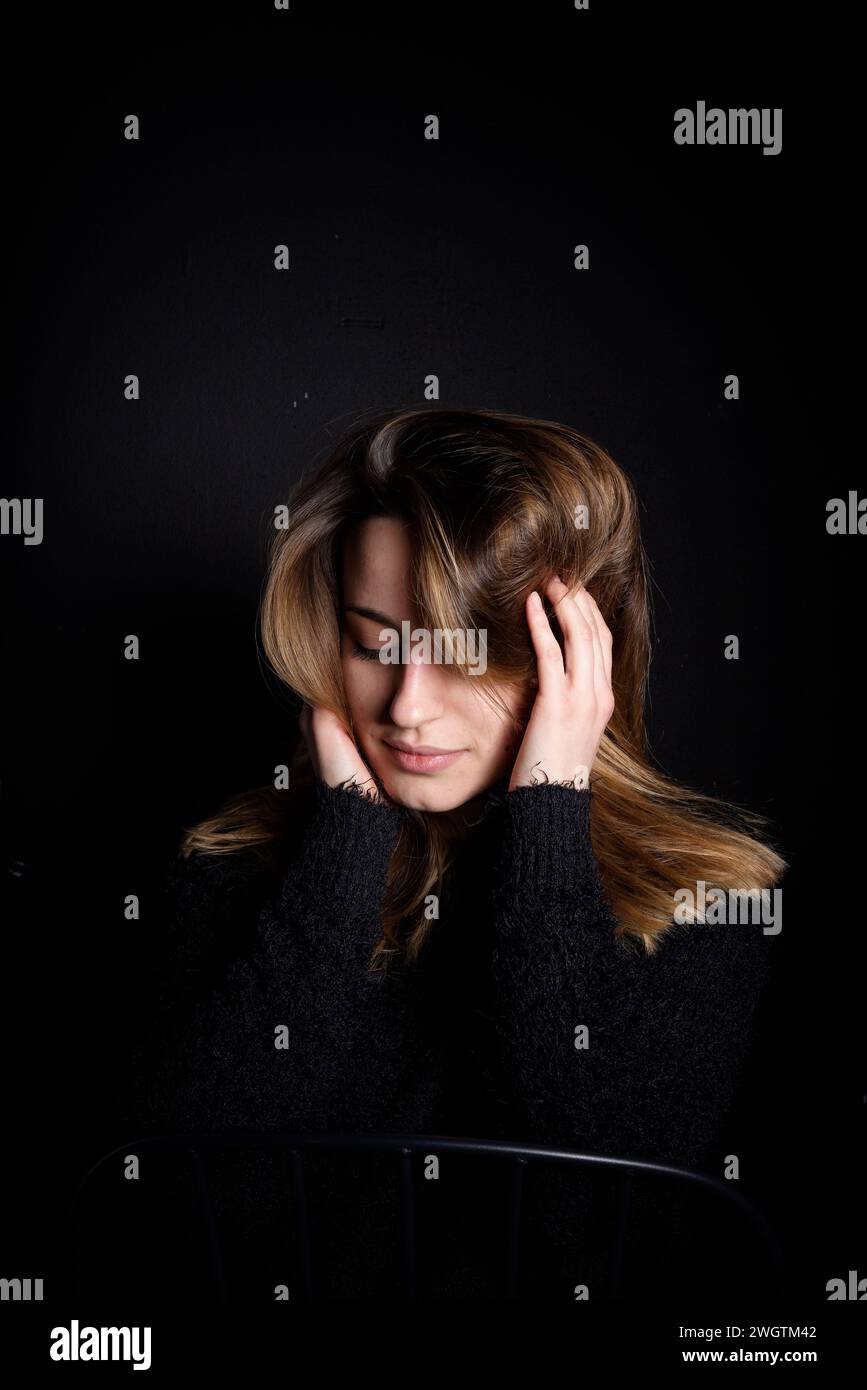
[341,516,414,598]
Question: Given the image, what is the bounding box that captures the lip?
[383,739,467,774]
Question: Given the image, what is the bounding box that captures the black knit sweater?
[123,778,777,1302]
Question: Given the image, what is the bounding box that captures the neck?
[438,778,509,841]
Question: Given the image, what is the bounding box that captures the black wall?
[1,0,861,1349]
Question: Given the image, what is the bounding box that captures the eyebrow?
[343,603,402,629]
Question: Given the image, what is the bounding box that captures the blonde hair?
[182,406,786,969]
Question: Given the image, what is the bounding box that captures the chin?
[376,769,485,815]
[394,790,456,813]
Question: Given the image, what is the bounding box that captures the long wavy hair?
[181,405,786,969]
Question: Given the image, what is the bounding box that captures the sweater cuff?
[283,777,406,916]
[492,784,613,919]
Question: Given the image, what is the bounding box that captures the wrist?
[493,782,613,923]
[508,762,591,792]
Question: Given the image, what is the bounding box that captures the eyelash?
[350,641,382,663]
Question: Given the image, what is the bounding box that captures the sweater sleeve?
[482,784,777,1170]
[125,779,434,1138]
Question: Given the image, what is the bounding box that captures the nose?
[387,653,447,729]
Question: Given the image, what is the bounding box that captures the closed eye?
[350,641,383,662]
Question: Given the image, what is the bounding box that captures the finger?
[544,575,595,707]
[582,591,613,687]
[572,586,610,710]
[525,589,565,698]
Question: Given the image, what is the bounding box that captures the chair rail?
[68,1130,786,1301]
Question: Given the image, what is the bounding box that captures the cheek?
[341,655,383,713]
[487,700,532,761]
[463,695,522,754]
[339,649,359,699]
[341,656,363,701]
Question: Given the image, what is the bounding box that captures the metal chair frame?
[68,1130,786,1300]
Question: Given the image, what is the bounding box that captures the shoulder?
[167,783,317,907]
[164,846,281,920]
[157,786,317,972]
[664,916,777,963]
[641,917,777,1014]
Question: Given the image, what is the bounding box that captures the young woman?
[127,406,786,1302]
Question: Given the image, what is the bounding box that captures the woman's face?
[339,515,531,812]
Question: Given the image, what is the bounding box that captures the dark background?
[1,0,862,1331]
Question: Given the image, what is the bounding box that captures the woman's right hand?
[299,704,385,802]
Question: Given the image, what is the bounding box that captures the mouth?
[383,739,468,774]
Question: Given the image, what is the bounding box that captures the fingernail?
[529,591,542,610]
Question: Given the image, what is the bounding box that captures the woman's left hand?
[509,575,615,792]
